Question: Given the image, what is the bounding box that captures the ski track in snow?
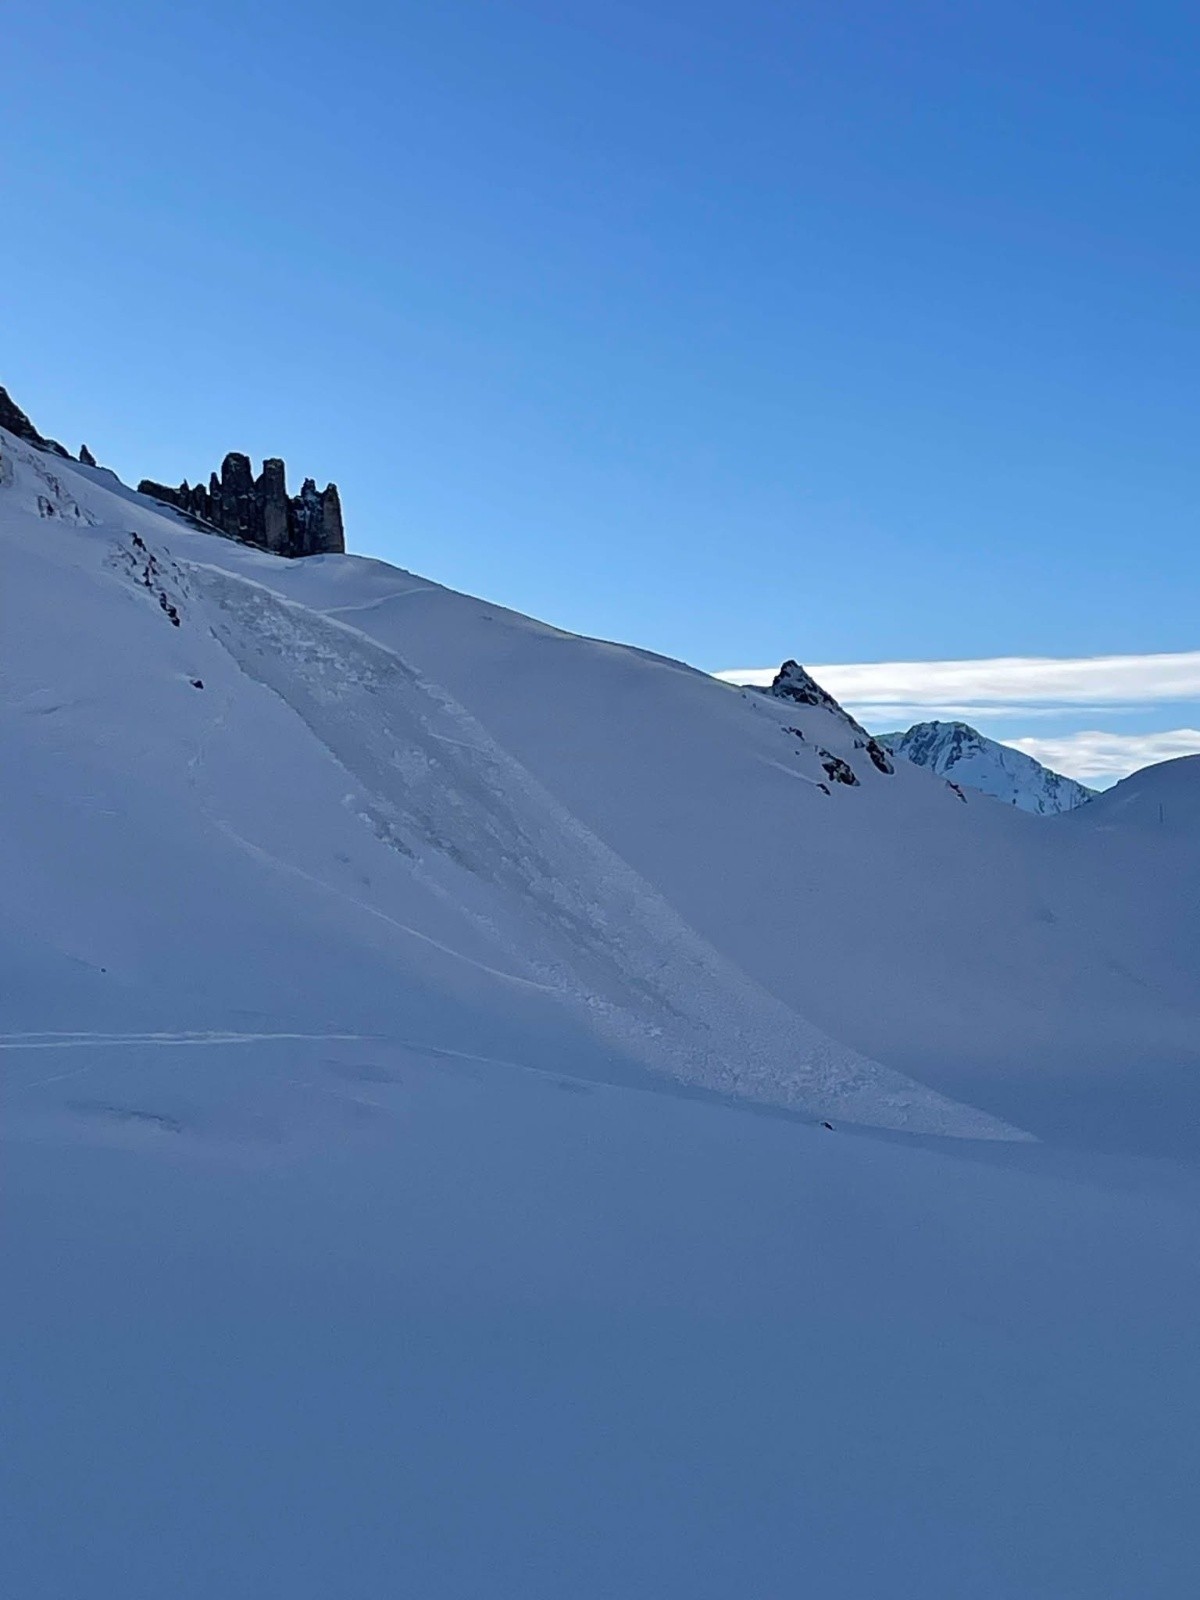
[0,1030,378,1048]
[756,754,829,788]
[0,1033,379,1093]
[321,587,428,616]
[210,816,562,995]
[2,1030,624,1120]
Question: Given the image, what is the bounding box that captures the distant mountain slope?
[882,719,1095,814]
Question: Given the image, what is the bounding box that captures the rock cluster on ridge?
[138,452,344,559]
[1,383,344,560]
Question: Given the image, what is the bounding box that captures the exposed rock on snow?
[767,660,894,782]
[1,382,344,558]
[0,385,70,458]
[769,659,848,716]
[817,749,859,786]
[138,450,344,558]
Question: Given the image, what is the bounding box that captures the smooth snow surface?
[4,426,1200,1597]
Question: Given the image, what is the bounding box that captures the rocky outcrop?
[2,384,346,559]
[769,661,892,767]
[0,386,70,457]
[816,749,859,787]
[769,660,847,716]
[138,452,345,558]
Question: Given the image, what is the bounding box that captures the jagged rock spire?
[138,452,345,559]
[1,383,343,559]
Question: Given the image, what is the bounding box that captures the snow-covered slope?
[0,426,1007,1138]
[883,718,1095,813]
[6,422,1199,1141]
[6,420,1200,1598]
[267,568,1199,1150]
[1071,750,1200,834]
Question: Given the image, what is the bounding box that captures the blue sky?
[6,1,1197,778]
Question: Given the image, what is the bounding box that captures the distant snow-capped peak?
[881,720,1094,815]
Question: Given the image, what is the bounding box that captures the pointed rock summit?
[769,660,848,716]
[767,661,895,775]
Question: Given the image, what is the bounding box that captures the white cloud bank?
[1010,730,1200,783]
[717,650,1200,706]
[715,651,1200,781]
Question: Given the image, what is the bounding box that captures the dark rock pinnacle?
[1,384,344,559]
[138,451,345,558]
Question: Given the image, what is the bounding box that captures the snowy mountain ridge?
[882,718,1095,814]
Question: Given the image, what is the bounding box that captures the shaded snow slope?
[883,719,1095,813]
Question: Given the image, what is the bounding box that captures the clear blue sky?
[5,2,1198,772]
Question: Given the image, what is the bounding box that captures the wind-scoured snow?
[4,422,1200,1599]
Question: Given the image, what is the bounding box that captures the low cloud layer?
[1010,730,1200,782]
[718,650,1200,706]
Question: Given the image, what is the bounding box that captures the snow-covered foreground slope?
[883,718,1095,813]
[5,425,1200,1597]
[8,1042,1200,1600]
